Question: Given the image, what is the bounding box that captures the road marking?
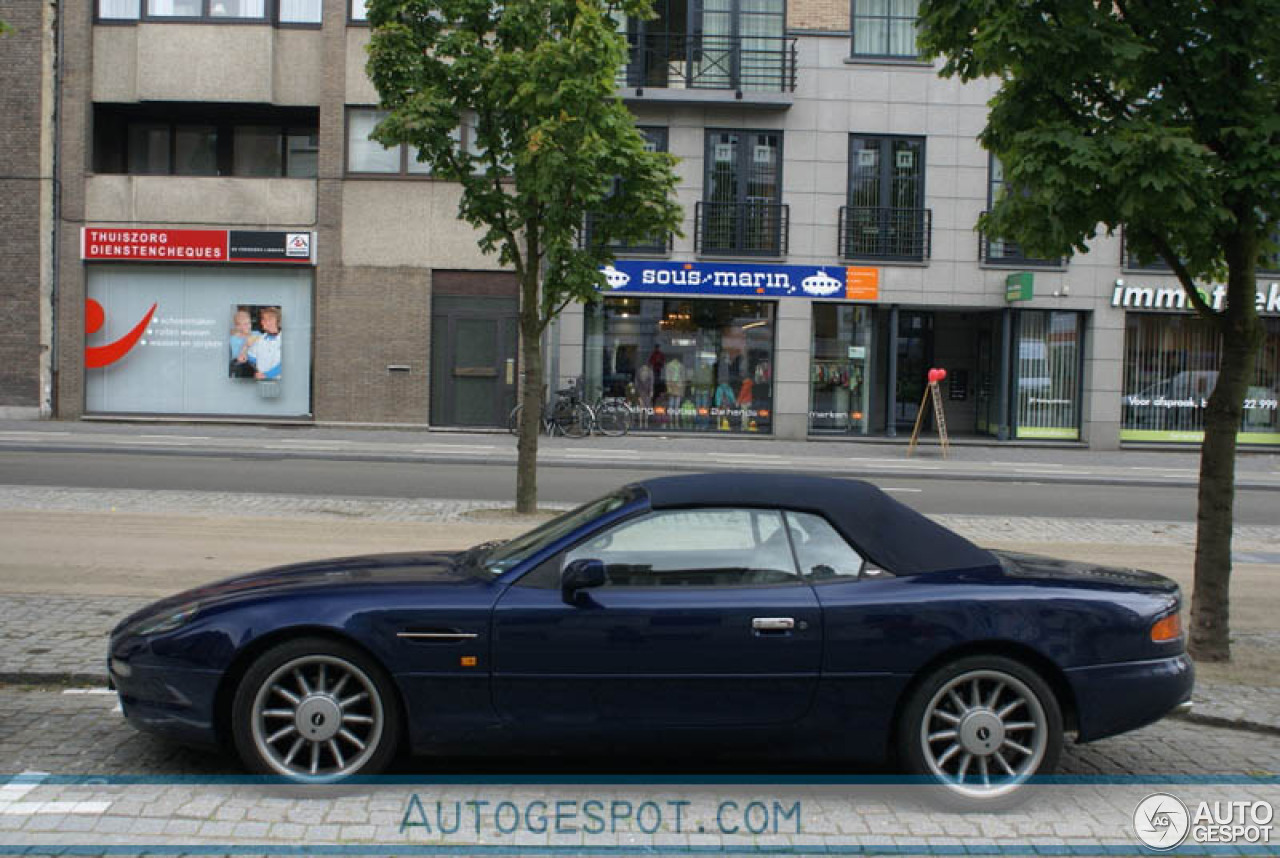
[561,451,642,460]
[413,447,490,455]
[61,688,115,695]
[0,430,71,437]
[0,772,112,816]
[413,444,499,452]
[277,438,352,445]
[139,434,209,441]
[881,487,923,493]
[1013,468,1090,476]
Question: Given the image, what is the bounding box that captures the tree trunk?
[1188,239,1264,662]
[515,265,544,515]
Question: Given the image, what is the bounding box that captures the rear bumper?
[1066,653,1194,742]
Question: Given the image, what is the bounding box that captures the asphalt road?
[2,449,1278,523]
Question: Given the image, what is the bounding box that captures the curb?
[1172,710,1280,738]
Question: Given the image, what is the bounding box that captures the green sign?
[1005,271,1034,302]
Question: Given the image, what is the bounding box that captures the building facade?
[36,0,1280,445]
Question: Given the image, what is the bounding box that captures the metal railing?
[838,206,931,262]
[581,212,672,255]
[979,212,1063,267]
[695,201,789,256]
[617,33,798,93]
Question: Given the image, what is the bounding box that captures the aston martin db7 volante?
[109,474,1193,802]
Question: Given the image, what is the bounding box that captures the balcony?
[616,34,797,109]
[695,201,789,257]
[979,213,1064,268]
[581,213,672,256]
[839,206,931,262]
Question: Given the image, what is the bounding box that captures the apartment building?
[41,0,1280,445]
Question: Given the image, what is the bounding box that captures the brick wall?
[788,0,849,32]
[0,0,49,408]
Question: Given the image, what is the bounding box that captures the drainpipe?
[885,305,898,437]
[997,307,1012,441]
[46,0,65,417]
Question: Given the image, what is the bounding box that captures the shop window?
[584,127,671,254]
[564,509,800,587]
[584,297,775,434]
[851,0,918,59]
[1013,311,1082,440]
[100,0,320,22]
[698,130,787,256]
[1122,314,1280,444]
[981,154,1064,267]
[809,303,873,435]
[842,135,928,262]
[85,265,313,417]
[94,105,319,178]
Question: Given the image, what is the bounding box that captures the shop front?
[590,260,879,434]
[81,228,315,418]
[1115,280,1280,445]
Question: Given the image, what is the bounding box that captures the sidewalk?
[2,418,1279,489]
[0,487,1276,737]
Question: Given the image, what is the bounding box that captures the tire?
[507,404,522,436]
[594,401,631,437]
[897,655,1062,810]
[555,402,592,438]
[231,636,401,781]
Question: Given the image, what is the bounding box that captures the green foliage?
[365,0,682,327]
[918,0,1280,291]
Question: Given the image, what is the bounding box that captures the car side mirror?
[562,558,606,604]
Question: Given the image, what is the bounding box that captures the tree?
[366,0,682,513]
[919,1,1278,660]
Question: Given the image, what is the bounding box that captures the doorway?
[893,310,933,430]
[430,274,519,428]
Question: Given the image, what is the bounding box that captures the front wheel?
[231,637,401,780]
[897,655,1062,809]
[594,401,631,436]
[553,402,592,438]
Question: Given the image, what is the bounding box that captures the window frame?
[982,152,1065,268]
[112,119,317,178]
[699,127,787,257]
[348,0,368,24]
[344,106,482,179]
[850,0,920,60]
[96,0,323,27]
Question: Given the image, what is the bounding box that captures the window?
[585,127,670,254]
[698,129,786,256]
[95,105,319,178]
[851,0,918,59]
[563,508,800,587]
[346,107,459,176]
[982,154,1062,266]
[785,511,864,580]
[350,0,368,21]
[1014,311,1082,440]
[842,134,928,261]
[100,0,319,23]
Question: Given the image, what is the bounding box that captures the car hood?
[991,549,1179,593]
[114,550,479,635]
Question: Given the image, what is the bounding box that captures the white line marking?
[563,449,639,457]
[1013,469,1091,476]
[0,771,112,816]
[881,487,923,493]
[0,431,71,437]
[61,688,115,695]
[414,448,489,455]
[110,439,195,446]
[277,439,352,445]
[139,434,209,441]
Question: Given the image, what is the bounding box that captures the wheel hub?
[294,695,342,743]
[958,709,1005,756]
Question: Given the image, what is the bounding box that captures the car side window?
[784,511,865,581]
[563,508,800,587]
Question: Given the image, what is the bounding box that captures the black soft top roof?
[633,473,997,576]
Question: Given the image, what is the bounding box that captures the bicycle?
[507,385,593,438]
[590,395,633,437]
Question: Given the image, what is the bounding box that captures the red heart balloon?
[927,369,940,384]
[937,368,947,382]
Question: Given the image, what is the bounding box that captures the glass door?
[894,310,933,430]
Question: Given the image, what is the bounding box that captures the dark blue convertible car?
[109,474,1193,802]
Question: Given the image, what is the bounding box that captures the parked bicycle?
[507,378,632,437]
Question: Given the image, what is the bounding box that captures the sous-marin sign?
[81,228,315,265]
[600,261,879,301]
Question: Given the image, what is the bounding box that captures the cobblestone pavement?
[0,687,1276,855]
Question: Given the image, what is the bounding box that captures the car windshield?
[483,489,636,575]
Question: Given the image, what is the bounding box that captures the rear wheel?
[507,404,522,436]
[594,401,631,436]
[231,637,401,781]
[898,655,1062,809]
[553,402,592,438]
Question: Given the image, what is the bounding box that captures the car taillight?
[1151,612,1182,642]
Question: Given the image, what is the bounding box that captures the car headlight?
[132,603,200,637]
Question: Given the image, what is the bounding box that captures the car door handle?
[752,617,795,632]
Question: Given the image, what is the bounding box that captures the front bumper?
[110,653,224,749]
[1066,652,1194,742]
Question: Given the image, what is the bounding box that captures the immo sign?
[1111,279,1280,314]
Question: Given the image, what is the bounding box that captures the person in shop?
[228,308,259,379]
[249,306,283,380]
[634,362,654,429]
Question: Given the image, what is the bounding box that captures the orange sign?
[845,267,880,301]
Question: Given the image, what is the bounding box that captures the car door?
[490,507,823,729]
